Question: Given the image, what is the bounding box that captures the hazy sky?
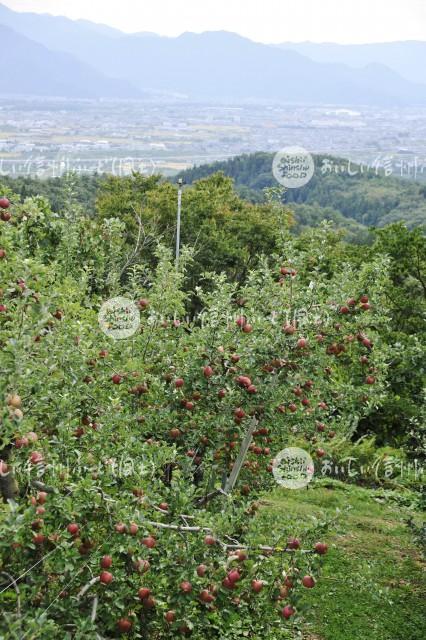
[3,0,426,43]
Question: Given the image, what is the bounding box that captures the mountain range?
[276,41,426,86]
[0,2,426,105]
[0,24,140,99]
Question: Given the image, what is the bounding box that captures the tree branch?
[77,576,100,599]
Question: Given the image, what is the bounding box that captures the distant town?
[1,98,425,180]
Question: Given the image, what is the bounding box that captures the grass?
[254,480,425,640]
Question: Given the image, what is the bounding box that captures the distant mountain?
[0,24,140,99]
[276,41,426,86]
[74,18,123,39]
[1,2,426,105]
[86,30,426,105]
[0,2,123,52]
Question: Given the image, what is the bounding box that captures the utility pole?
[176,178,183,270]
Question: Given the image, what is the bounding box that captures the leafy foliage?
[0,189,394,638]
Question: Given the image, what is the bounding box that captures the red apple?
[33,533,45,545]
[36,491,47,505]
[222,577,236,590]
[138,587,151,600]
[101,555,112,568]
[134,559,150,573]
[236,375,251,387]
[281,605,295,619]
[314,542,328,555]
[100,571,113,585]
[283,323,296,335]
[251,579,263,593]
[203,365,213,378]
[197,564,207,577]
[228,569,241,583]
[302,575,315,588]
[287,538,300,550]
[15,436,29,448]
[67,522,80,537]
[175,378,184,388]
[200,589,215,603]
[142,535,156,548]
[204,534,216,546]
[29,451,43,465]
[111,374,122,385]
[180,580,192,593]
[165,610,176,623]
[117,618,132,633]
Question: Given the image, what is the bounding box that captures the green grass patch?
[254,480,425,640]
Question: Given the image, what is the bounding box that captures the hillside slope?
[177,152,426,235]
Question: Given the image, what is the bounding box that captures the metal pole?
[176,178,183,270]
[222,418,258,494]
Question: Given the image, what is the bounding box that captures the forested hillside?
[2,154,425,247]
[177,152,426,239]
